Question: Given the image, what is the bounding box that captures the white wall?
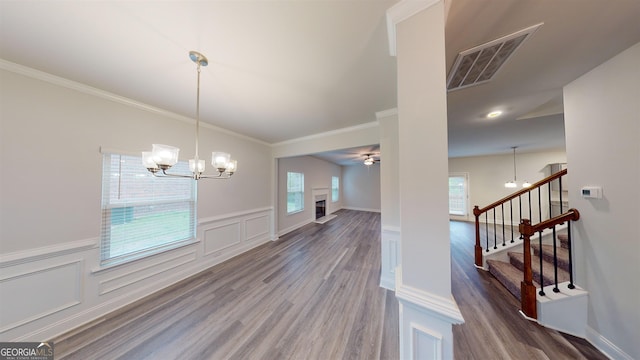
[277,155,342,235]
[449,149,567,222]
[0,64,273,340]
[564,42,640,360]
[342,164,381,212]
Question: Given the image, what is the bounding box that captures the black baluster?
[548,182,552,220]
[528,190,532,223]
[559,176,564,214]
[485,212,489,252]
[501,203,506,246]
[493,208,497,249]
[538,187,542,224]
[567,221,575,289]
[539,229,545,296]
[552,225,559,293]
[510,199,514,243]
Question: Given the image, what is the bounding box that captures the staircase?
[473,168,589,337]
[487,234,570,301]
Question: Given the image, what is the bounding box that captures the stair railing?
[518,209,580,319]
[473,169,567,267]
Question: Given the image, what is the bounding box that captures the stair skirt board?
[537,282,588,338]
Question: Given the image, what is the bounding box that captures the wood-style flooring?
[53,210,606,359]
[53,210,398,359]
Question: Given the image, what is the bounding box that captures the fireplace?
[312,187,336,224]
[315,199,326,220]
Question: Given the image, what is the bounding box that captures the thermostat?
[581,186,602,199]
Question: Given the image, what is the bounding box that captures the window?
[449,174,468,216]
[287,172,304,214]
[331,176,339,202]
[100,153,196,265]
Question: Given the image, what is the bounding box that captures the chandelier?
[142,51,237,180]
[504,146,530,188]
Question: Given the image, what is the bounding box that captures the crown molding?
[0,58,269,147]
[271,121,379,147]
[386,0,442,56]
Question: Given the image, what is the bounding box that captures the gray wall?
[564,42,640,359]
[342,164,381,212]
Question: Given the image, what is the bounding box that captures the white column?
[388,1,464,359]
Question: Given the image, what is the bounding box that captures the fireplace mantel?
[312,187,336,224]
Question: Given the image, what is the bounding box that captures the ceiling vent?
[447,23,543,92]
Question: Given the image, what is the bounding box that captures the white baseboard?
[341,206,381,213]
[586,326,634,360]
[278,219,313,237]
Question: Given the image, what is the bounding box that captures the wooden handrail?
[473,169,567,216]
[519,208,580,236]
[473,168,567,268]
[518,208,580,319]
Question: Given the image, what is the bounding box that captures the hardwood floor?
[53,211,605,359]
[53,210,398,360]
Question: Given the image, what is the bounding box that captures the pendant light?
[504,146,530,188]
[142,51,237,180]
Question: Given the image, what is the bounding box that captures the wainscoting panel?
[397,268,464,360]
[411,322,442,360]
[1,207,273,342]
[98,251,197,295]
[203,222,242,257]
[0,260,82,333]
[245,214,270,243]
[380,226,400,290]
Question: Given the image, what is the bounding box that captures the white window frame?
[331,176,339,202]
[100,152,197,266]
[287,172,304,214]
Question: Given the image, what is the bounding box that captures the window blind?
[286,172,304,214]
[100,153,196,265]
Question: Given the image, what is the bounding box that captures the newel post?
[519,218,537,319]
[473,206,483,267]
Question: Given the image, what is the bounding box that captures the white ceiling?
[1,1,639,162]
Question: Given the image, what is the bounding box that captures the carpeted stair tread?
[508,251,570,287]
[531,244,570,273]
[557,233,569,249]
[487,260,540,300]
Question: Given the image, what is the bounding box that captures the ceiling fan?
[363,153,380,166]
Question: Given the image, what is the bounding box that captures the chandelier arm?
[199,173,233,179]
[159,169,196,179]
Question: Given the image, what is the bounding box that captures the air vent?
[447,23,543,92]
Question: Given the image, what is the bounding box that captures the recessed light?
[487,111,502,118]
